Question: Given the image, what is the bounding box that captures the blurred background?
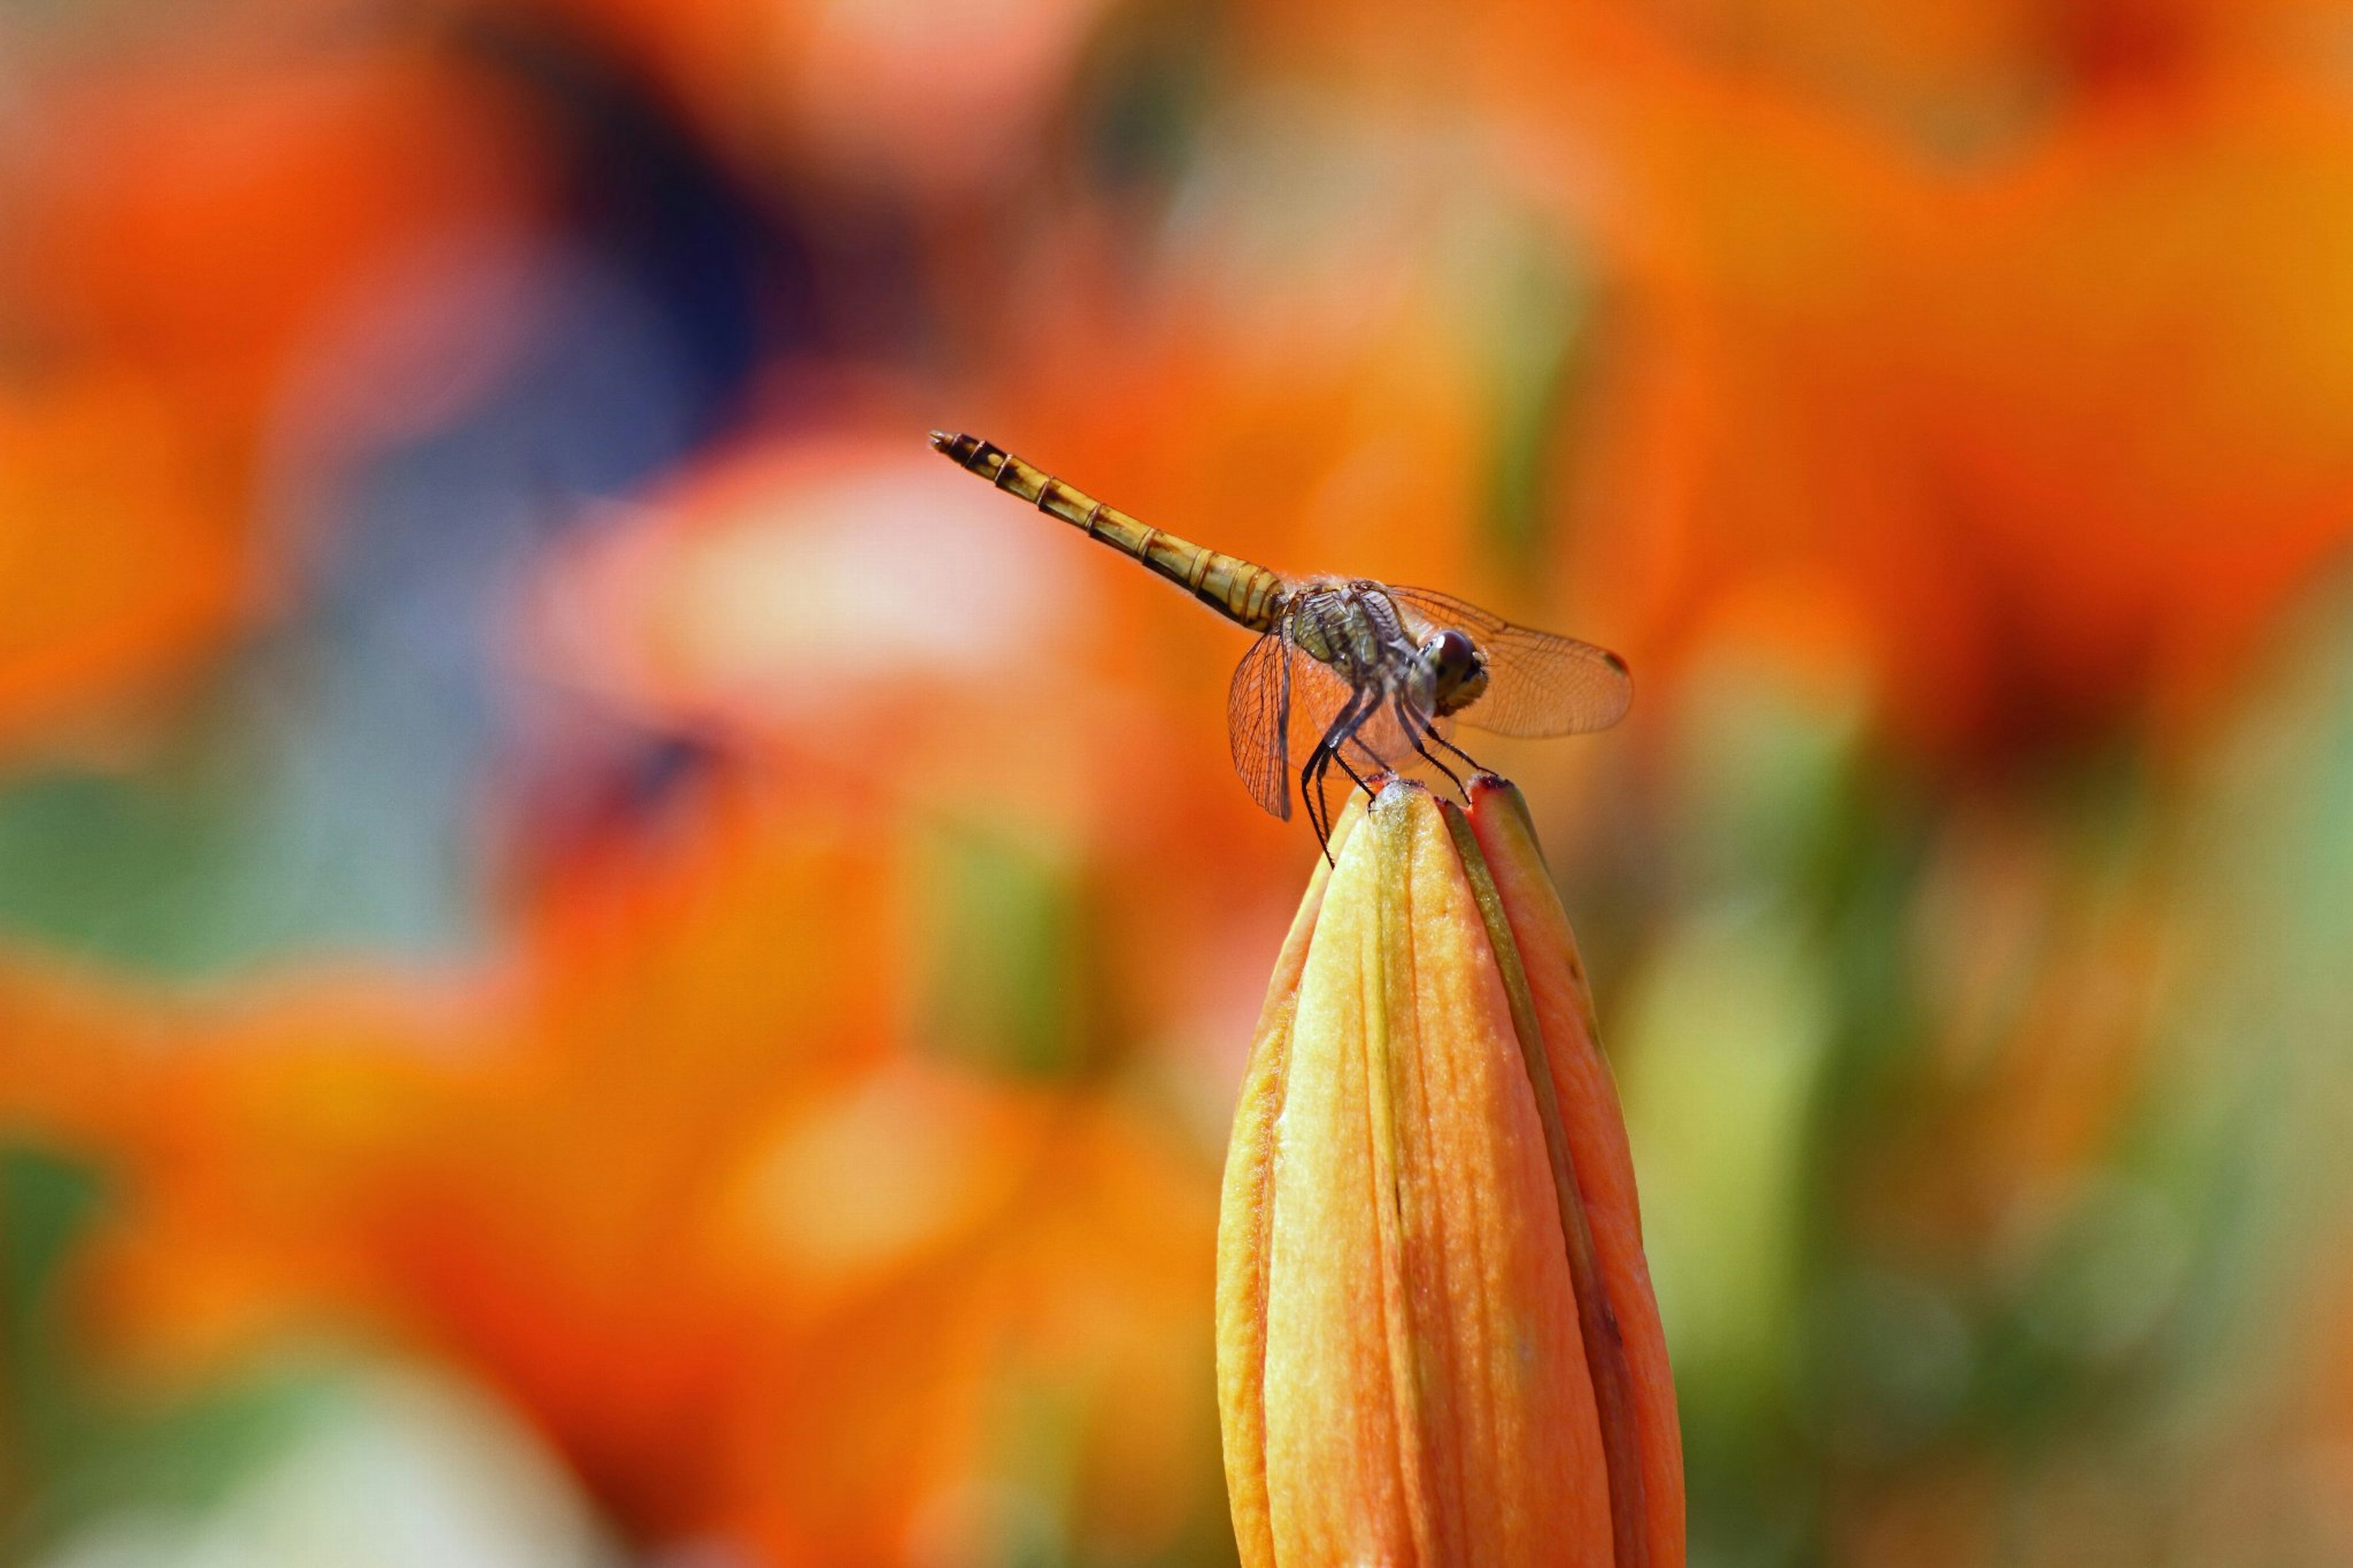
[3,0,2353,1563]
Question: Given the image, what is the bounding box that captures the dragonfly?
[931,432,1632,853]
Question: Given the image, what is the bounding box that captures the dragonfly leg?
[1303,741,1357,864]
[1392,695,1467,800]
[1325,686,1384,799]
[1299,724,1352,860]
[1301,684,1380,862]
[1332,747,1371,796]
[1425,721,1485,776]
[1298,746,1332,859]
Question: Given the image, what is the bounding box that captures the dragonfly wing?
[1228,631,1370,819]
[1284,645,1358,756]
[1384,586,1633,738]
[1283,646,1367,840]
[1227,631,1293,819]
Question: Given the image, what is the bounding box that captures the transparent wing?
[1229,630,1377,820]
[1383,585,1632,738]
[1227,632,1293,820]
[1286,648,1365,837]
[1283,646,1358,760]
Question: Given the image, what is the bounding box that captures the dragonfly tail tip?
[927,430,956,453]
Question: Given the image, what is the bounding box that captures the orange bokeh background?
[2,1,2352,1564]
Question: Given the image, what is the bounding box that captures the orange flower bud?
[1217,777,1683,1567]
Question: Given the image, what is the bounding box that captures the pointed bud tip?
[1368,775,1442,834]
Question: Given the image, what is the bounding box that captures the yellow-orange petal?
[1466,775,1686,1568]
[1219,781,1618,1567]
[1217,792,1365,1567]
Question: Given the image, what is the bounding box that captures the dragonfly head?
[1419,628,1490,717]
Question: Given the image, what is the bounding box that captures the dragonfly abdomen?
[931,433,1285,632]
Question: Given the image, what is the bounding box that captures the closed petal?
[1467,776,1686,1568]
[1254,782,1613,1567]
[1218,795,1365,1568]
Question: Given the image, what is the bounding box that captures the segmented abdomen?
[931,433,1285,632]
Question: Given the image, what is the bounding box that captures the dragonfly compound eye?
[1422,629,1490,713]
[1427,629,1477,680]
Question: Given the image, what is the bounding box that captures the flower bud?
[1217,778,1682,1567]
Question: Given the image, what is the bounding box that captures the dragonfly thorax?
[1284,580,1491,718]
[1284,581,1416,683]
